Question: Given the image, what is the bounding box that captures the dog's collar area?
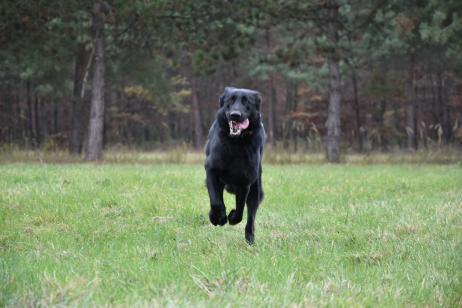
[239,130,255,137]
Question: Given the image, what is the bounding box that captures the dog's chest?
[218,146,259,185]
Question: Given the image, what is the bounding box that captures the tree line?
[0,0,461,161]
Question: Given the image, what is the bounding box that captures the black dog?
[204,87,265,244]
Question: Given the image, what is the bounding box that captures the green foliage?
[364,70,403,99]
[0,1,91,97]
[1,0,461,150]
[116,55,190,114]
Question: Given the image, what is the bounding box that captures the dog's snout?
[229,111,242,121]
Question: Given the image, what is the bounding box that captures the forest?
[1,0,461,161]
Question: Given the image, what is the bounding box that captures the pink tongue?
[237,118,249,129]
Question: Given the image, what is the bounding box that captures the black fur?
[204,87,265,244]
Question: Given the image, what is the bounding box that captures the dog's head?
[218,87,262,137]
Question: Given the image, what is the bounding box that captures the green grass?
[1,164,461,306]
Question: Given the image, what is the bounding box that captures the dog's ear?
[219,93,226,107]
[219,87,235,107]
[253,92,262,109]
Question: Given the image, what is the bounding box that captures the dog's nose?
[229,111,242,121]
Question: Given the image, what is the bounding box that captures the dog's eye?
[230,95,236,102]
[241,96,247,103]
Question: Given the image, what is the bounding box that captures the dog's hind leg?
[245,179,262,245]
[228,186,249,225]
[206,169,227,226]
[258,164,264,202]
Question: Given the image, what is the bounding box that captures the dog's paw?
[245,232,255,245]
[209,208,227,226]
[228,209,242,225]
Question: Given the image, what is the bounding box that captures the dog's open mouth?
[229,118,249,136]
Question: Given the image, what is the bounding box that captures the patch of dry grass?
[0,146,460,165]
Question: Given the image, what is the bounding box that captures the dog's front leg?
[206,169,227,226]
[228,186,249,225]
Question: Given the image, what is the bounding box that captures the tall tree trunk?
[70,43,93,154]
[291,83,299,152]
[419,85,428,149]
[283,80,294,149]
[406,55,417,151]
[39,97,48,143]
[265,30,276,148]
[26,81,35,148]
[430,73,439,124]
[34,93,41,147]
[326,54,342,162]
[437,71,451,143]
[191,77,203,149]
[53,100,59,134]
[14,88,22,143]
[3,84,12,143]
[325,2,342,162]
[267,76,276,148]
[85,2,111,161]
[377,99,387,151]
[351,68,363,152]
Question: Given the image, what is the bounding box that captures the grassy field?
[1,163,461,306]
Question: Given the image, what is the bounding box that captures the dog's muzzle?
[229,118,249,136]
